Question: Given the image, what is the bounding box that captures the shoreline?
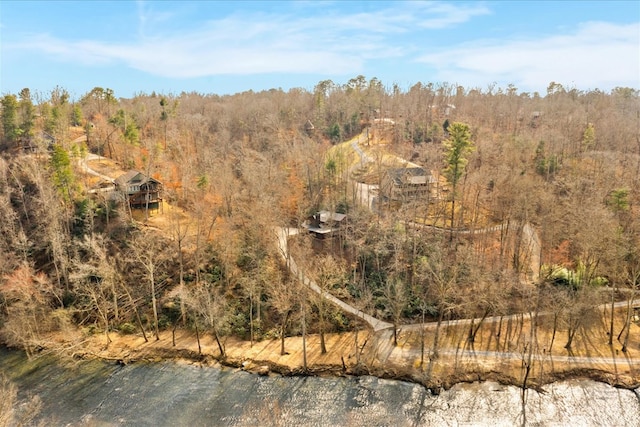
[9,326,638,394]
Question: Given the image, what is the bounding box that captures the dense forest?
[0,77,639,361]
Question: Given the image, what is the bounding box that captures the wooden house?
[21,131,55,153]
[380,167,437,203]
[304,211,347,238]
[115,171,163,211]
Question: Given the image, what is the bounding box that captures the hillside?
[0,81,639,393]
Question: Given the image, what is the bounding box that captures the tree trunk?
[431,309,444,359]
[318,288,327,354]
[195,322,201,355]
[449,196,456,244]
[150,267,160,341]
[211,320,225,358]
[320,315,327,354]
[564,318,579,350]
[355,327,360,364]
[302,304,308,371]
[468,311,488,344]
[608,284,616,346]
[420,308,425,369]
[393,322,398,347]
[547,313,557,352]
[620,292,635,352]
[280,310,289,356]
[179,242,186,327]
[112,282,119,322]
[249,292,254,347]
[172,321,178,347]
[103,318,111,347]
[119,281,148,342]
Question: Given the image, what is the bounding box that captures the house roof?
[316,210,346,223]
[115,171,161,187]
[304,119,315,131]
[304,210,347,235]
[386,167,436,186]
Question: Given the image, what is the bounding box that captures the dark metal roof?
[386,167,436,186]
[115,171,161,187]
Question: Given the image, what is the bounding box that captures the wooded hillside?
[0,78,639,360]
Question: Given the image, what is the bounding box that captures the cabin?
[304,211,347,238]
[21,131,55,153]
[115,171,163,211]
[304,119,315,134]
[380,167,438,203]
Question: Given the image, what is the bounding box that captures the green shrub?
[119,322,137,334]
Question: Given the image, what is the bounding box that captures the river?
[1,347,639,426]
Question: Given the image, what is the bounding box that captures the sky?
[1,1,639,100]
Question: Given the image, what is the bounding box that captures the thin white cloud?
[412,1,491,29]
[417,21,640,91]
[6,2,483,79]
[136,0,173,37]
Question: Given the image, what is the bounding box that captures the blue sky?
[1,1,638,99]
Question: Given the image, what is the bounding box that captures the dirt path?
[275,227,392,332]
[276,221,640,334]
[278,129,637,340]
[71,130,640,388]
[79,153,117,185]
[349,128,541,280]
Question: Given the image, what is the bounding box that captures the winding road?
[276,130,598,332]
[78,130,640,370]
[73,134,117,193]
[275,227,392,332]
[276,224,639,334]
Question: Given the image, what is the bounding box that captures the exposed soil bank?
[16,326,639,395]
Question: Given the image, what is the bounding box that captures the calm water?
[1,347,639,426]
